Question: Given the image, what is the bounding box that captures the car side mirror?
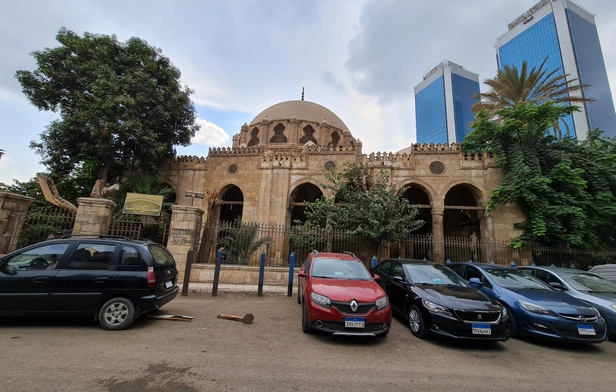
[469,277,483,286]
[549,281,565,290]
[393,275,406,284]
[373,274,381,282]
[298,271,307,278]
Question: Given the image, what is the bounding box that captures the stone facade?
[0,191,34,254]
[164,100,525,263]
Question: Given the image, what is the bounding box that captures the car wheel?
[506,306,520,338]
[408,305,428,338]
[98,297,136,331]
[301,300,313,333]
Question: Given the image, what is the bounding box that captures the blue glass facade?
[498,13,576,137]
[415,76,448,144]
[567,9,616,136]
[452,74,480,142]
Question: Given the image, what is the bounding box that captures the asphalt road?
[1,292,615,392]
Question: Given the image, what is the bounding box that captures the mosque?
[163,99,524,263]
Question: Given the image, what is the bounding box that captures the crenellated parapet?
[412,142,462,152]
[301,144,359,154]
[362,151,413,163]
[208,146,265,155]
[173,155,207,163]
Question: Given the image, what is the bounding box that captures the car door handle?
[33,277,49,283]
[94,277,108,283]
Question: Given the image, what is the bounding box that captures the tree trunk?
[89,164,111,198]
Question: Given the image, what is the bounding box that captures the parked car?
[0,235,179,330]
[517,266,616,339]
[297,251,391,336]
[589,264,616,285]
[370,259,509,341]
[448,262,607,343]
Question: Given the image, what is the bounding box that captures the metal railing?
[17,206,76,248]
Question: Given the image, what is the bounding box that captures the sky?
[2,0,616,184]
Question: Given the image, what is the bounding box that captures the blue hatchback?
[448,263,607,343]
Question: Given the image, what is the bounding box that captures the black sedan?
[371,259,509,340]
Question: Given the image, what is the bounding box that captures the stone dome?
[249,100,349,131]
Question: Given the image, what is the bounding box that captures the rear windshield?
[147,245,176,266]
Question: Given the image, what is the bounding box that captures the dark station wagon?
[0,235,179,330]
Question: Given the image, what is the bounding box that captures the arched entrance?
[443,184,483,262]
[288,183,323,226]
[399,184,433,260]
[219,185,244,224]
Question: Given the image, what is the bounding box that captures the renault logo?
[477,314,483,320]
[350,300,358,312]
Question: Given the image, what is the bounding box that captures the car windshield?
[560,272,616,293]
[405,264,468,286]
[485,269,552,290]
[311,258,371,280]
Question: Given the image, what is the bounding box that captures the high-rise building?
[496,0,616,139]
[414,60,480,144]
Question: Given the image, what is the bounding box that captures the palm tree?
[472,58,593,135]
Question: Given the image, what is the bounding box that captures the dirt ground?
[1,292,615,392]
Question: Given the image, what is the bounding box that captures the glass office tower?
[496,0,616,139]
[414,60,480,144]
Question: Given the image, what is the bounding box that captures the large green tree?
[296,163,424,252]
[464,102,616,249]
[16,28,199,197]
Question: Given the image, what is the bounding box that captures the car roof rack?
[58,234,153,242]
[343,251,357,258]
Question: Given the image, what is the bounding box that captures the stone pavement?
[179,281,290,295]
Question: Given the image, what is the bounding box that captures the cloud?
[191,117,230,148]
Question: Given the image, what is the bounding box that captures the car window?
[147,244,176,266]
[560,272,616,293]
[67,243,115,270]
[377,260,392,276]
[4,243,70,270]
[449,264,463,275]
[463,266,492,288]
[311,258,371,280]
[484,268,552,290]
[115,245,142,271]
[534,270,560,285]
[405,264,468,286]
[392,263,406,280]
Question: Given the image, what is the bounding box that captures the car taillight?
[147,267,156,287]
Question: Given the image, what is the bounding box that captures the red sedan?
[297,251,392,336]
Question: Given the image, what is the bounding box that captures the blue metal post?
[258,251,266,296]
[287,252,295,297]
[212,249,222,297]
[371,255,378,268]
[510,261,517,268]
[445,259,451,266]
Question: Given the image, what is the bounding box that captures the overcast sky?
[2,0,616,184]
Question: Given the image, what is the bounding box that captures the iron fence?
[109,214,170,245]
[193,223,616,270]
[17,206,76,248]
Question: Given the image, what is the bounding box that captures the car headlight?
[376,295,388,310]
[310,292,331,308]
[501,306,508,319]
[518,300,556,316]
[611,304,616,311]
[422,299,452,317]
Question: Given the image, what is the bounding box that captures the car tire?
[98,297,136,331]
[408,305,428,338]
[301,300,313,333]
[506,306,520,338]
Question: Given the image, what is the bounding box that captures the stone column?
[431,206,445,264]
[289,116,300,145]
[0,192,34,254]
[167,205,204,281]
[478,210,494,263]
[72,198,116,236]
[260,119,271,146]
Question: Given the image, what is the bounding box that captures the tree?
[0,173,93,208]
[218,219,274,265]
[464,102,616,250]
[16,28,199,197]
[297,163,424,252]
[472,58,592,135]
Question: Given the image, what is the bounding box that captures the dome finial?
[301,87,304,101]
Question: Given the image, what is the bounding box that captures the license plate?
[472,323,492,335]
[165,280,173,289]
[345,317,365,328]
[578,324,596,336]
